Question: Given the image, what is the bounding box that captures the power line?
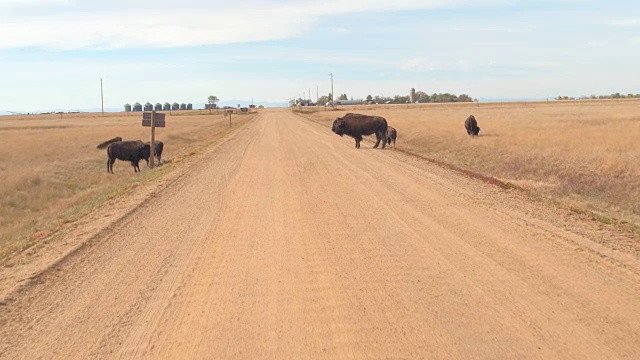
[329,73,334,108]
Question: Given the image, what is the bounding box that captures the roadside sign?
[142,112,165,127]
[142,119,165,127]
[142,111,165,169]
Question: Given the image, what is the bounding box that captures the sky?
[0,0,638,112]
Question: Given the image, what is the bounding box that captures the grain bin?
[186,103,193,110]
[163,102,171,111]
[124,103,132,112]
[133,102,143,112]
[180,103,187,110]
[144,102,153,111]
[172,102,180,111]
[409,88,416,103]
[155,103,162,111]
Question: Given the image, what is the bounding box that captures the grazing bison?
[331,113,388,149]
[96,136,123,149]
[105,141,150,174]
[465,115,480,136]
[145,141,164,166]
[386,127,397,147]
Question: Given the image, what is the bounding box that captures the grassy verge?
[0,112,256,262]
[295,101,640,232]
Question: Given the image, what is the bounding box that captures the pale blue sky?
[0,0,638,112]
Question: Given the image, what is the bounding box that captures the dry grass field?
[0,110,256,261]
[300,100,640,227]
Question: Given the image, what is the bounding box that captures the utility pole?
[100,78,104,116]
[317,85,319,103]
[329,73,334,108]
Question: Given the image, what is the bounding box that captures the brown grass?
[0,110,256,260]
[303,100,640,226]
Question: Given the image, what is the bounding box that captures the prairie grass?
[0,111,255,260]
[305,100,640,226]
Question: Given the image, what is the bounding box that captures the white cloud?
[0,0,69,7]
[399,58,448,71]
[0,0,506,49]
[606,18,640,27]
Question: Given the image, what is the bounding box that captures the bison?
[386,127,397,147]
[96,136,123,149]
[331,113,388,149]
[465,115,480,136]
[145,141,164,166]
[105,141,150,174]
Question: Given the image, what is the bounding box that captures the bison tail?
[97,136,123,149]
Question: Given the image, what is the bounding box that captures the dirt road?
[1,109,639,359]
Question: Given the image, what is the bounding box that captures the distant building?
[133,102,143,112]
[163,102,171,111]
[186,103,193,110]
[205,104,218,110]
[144,102,153,111]
[409,88,416,103]
[124,103,132,112]
[154,103,163,111]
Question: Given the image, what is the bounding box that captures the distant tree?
[207,95,219,104]
[414,91,429,102]
[366,95,373,101]
[393,95,410,103]
[338,94,348,101]
[317,95,330,105]
[457,94,473,102]
[258,105,264,109]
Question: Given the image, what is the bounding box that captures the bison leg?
[353,135,362,149]
[107,158,115,174]
[375,130,386,149]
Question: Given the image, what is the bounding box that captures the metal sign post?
[150,111,156,168]
[225,109,232,128]
[142,111,166,169]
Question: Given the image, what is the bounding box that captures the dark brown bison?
[96,136,122,149]
[331,113,388,149]
[465,115,480,136]
[105,141,150,174]
[144,141,164,166]
[386,126,397,147]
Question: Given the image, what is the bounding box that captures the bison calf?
[386,127,397,147]
[331,113,388,149]
[464,115,480,136]
[145,141,164,166]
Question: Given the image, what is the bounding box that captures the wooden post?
[229,111,232,128]
[150,110,156,169]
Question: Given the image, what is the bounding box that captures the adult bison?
[105,141,150,174]
[465,115,480,136]
[386,126,397,147]
[331,113,388,149]
[145,141,164,166]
